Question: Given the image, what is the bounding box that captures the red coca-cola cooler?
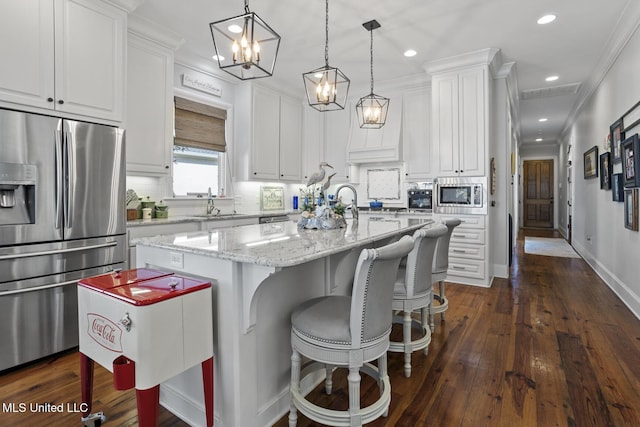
[78,268,214,427]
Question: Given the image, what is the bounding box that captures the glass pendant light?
[209,0,281,80]
[302,0,350,111]
[355,20,389,129]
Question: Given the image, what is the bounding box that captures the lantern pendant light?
[302,0,350,111]
[209,0,281,80]
[355,20,389,129]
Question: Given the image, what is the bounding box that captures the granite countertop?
[133,216,433,268]
[126,211,295,227]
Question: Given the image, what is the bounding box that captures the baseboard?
[160,381,212,427]
[493,263,509,279]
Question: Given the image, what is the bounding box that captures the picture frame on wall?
[583,146,599,179]
[624,188,638,231]
[612,173,624,202]
[610,118,625,163]
[599,152,611,190]
[621,133,640,188]
[622,100,640,133]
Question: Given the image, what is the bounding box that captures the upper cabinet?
[125,18,183,175]
[323,106,352,183]
[0,0,126,123]
[347,97,401,164]
[431,66,487,177]
[235,84,302,182]
[402,86,432,180]
[301,107,323,184]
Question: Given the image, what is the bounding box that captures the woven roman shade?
[174,96,227,152]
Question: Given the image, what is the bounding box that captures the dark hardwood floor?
[2,228,640,426]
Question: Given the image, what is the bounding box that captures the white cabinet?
[432,66,486,177]
[437,214,490,286]
[323,106,351,182]
[125,26,179,175]
[347,97,401,164]
[302,107,323,183]
[402,86,432,180]
[236,84,302,181]
[0,0,125,122]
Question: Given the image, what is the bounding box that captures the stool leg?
[439,281,446,320]
[136,385,160,427]
[325,364,333,394]
[80,353,94,418]
[201,358,214,427]
[289,350,300,427]
[348,366,362,427]
[403,310,412,378]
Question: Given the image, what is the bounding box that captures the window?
[173,97,227,196]
[172,146,219,196]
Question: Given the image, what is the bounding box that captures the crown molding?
[562,0,640,139]
[423,48,500,75]
[104,0,144,13]
[128,14,184,50]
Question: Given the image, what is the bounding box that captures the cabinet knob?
[47,97,54,102]
[405,173,409,176]
[165,165,169,169]
[455,170,459,173]
[460,170,464,173]
[280,174,284,177]
[58,99,64,105]
[253,172,257,175]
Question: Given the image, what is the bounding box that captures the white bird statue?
[306,162,333,187]
[321,172,337,194]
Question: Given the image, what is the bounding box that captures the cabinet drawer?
[438,215,485,229]
[450,228,485,244]
[447,257,485,280]
[449,243,485,260]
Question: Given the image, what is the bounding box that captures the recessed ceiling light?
[536,138,543,142]
[212,54,225,61]
[538,118,548,122]
[228,24,243,33]
[404,49,417,57]
[537,14,556,25]
[545,75,559,82]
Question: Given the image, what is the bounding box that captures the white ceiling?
[131,0,635,146]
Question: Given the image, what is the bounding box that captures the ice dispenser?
[0,162,36,224]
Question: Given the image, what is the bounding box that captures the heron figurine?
[306,162,333,187]
[319,172,337,200]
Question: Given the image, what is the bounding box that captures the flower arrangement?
[297,172,347,230]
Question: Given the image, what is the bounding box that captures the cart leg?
[202,357,214,427]
[80,353,94,417]
[136,385,160,427]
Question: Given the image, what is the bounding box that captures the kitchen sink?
[190,214,240,219]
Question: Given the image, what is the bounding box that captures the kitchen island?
[133,216,433,427]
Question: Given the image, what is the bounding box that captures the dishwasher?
[259,215,290,224]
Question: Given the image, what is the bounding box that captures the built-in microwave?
[434,176,487,215]
[407,187,433,212]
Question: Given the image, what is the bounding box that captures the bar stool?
[389,224,447,377]
[431,218,462,330]
[288,235,414,427]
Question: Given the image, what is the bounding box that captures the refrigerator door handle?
[0,241,118,261]
[0,279,78,296]
[65,130,74,229]
[55,129,64,230]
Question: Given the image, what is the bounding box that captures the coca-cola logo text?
[87,313,123,353]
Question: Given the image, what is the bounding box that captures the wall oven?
[407,184,432,212]
[434,176,487,215]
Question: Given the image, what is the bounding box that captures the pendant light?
[355,20,389,128]
[302,0,350,111]
[209,0,281,80]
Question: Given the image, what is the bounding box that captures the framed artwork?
[622,100,640,133]
[624,188,638,231]
[612,173,624,202]
[599,152,611,190]
[610,118,625,163]
[621,133,640,188]
[260,186,285,211]
[583,146,599,179]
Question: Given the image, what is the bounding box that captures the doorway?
[523,159,554,228]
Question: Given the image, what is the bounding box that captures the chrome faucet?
[207,187,220,216]
[335,184,359,221]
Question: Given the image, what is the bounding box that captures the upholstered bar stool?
[288,235,414,427]
[389,224,448,377]
[431,218,462,330]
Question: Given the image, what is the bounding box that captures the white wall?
[563,22,640,318]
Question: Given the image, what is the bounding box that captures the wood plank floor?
[2,228,640,426]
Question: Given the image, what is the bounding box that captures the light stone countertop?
[133,216,433,268]
[126,211,294,227]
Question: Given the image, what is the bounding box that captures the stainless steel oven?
[407,185,433,212]
[434,176,487,215]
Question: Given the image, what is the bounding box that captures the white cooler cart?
[78,268,214,427]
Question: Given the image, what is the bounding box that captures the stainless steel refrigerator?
[0,108,126,371]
